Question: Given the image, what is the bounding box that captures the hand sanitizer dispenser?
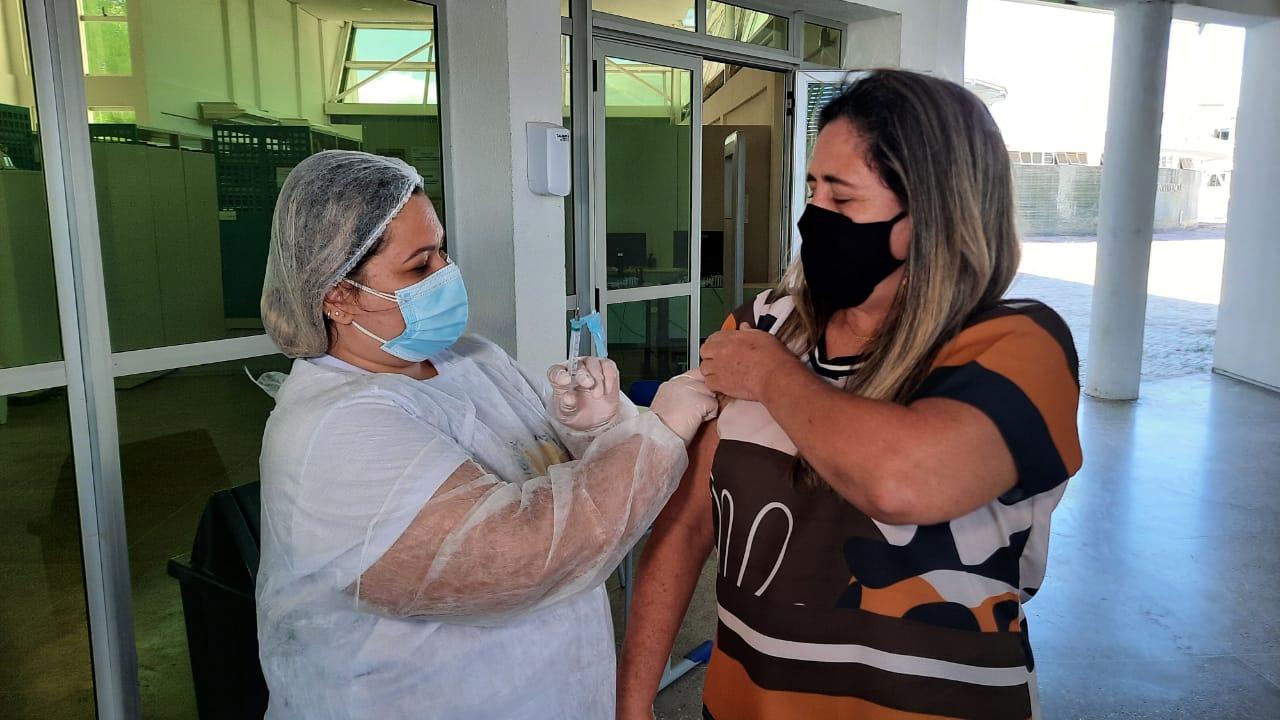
[526,121,572,197]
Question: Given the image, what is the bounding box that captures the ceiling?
[291,0,435,23]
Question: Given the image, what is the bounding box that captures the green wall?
[604,116,691,272]
[91,143,225,350]
[331,114,447,223]
[0,170,61,368]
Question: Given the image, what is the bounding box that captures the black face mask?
[798,203,908,312]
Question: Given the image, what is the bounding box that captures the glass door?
[592,39,702,391]
[0,4,98,716]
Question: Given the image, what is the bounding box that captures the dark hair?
[777,69,1020,488]
[817,76,910,205]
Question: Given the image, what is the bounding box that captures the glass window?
[88,106,136,123]
[115,356,290,718]
[803,22,843,67]
[607,296,691,391]
[593,0,696,32]
[0,132,63,367]
[70,2,445,712]
[78,0,446,350]
[802,80,844,164]
[350,27,432,62]
[344,69,431,104]
[707,2,789,51]
[562,0,570,17]
[0,392,97,718]
[79,0,131,76]
[1,9,96,716]
[603,58,693,289]
[702,59,726,100]
[339,26,438,105]
[1,15,64,371]
[700,64,789,337]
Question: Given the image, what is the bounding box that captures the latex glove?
[649,369,719,445]
[547,356,621,432]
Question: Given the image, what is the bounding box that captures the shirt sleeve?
[291,396,473,580]
[724,289,787,332]
[913,306,1082,504]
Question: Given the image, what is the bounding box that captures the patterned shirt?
[702,291,1082,720]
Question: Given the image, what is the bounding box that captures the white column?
[507,0,572,374]
[439,0,566,372]
[1213,18,1280,391]
[1084,0,1173,400]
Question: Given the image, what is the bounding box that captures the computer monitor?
[701,230,724,277]
[607,233,647,269]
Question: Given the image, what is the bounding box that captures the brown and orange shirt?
[702,291,1082,720]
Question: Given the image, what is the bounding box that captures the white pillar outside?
[439,0,566,373]
[1213,17,1280,391]
[1085,0,1173,400]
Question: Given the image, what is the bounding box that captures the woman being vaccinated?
[619,71,1083,720]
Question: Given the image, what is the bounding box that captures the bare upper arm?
[884,397,1017,524]
[651,418,718,547]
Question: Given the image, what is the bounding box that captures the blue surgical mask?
[344,262,469,362]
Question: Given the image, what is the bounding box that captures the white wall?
[441,0,566,371]
[0,0,36,111]
[1214,17,1280,390]
[84,0,339,137]
[840,0,967,79]
[139,0,229,130]
[508,0,571,372]
[843,14,902,69]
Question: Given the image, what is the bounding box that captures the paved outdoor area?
[1013,225,1225,379]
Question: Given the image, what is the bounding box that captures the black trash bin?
[167,482,269,719]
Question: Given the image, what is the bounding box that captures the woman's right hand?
[649,369,718,444]
[547,356,620,432]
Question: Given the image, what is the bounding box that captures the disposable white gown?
[255,336,687,719]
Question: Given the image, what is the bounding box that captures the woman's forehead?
[383,197,442,250]
[810,120,876,184]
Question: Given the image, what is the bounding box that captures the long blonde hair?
[777,70,1020,482]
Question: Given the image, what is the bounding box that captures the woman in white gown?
[254,150,716,719]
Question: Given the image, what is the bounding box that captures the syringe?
[567,309,583,380]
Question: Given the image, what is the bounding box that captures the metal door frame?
[722,130,747,311]
[590,38,703,370]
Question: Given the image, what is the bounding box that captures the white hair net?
[261,150,424,358]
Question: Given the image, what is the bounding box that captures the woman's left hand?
[700,324,801,403]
